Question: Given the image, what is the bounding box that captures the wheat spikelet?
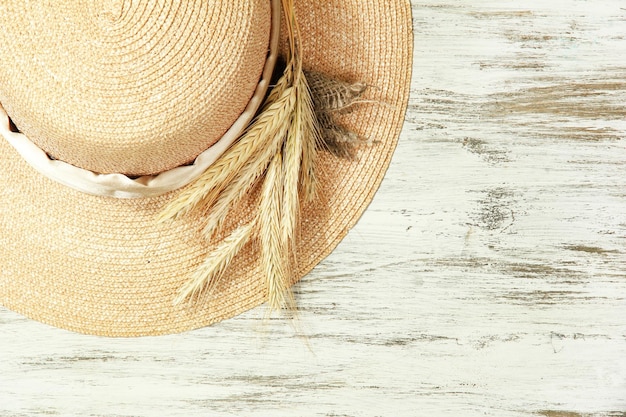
[299,73,323,203]
[259,151,293,312]
[281,111,302,250]
[165,0,323,310]
[200,98,294,238]
[195,86,294,210]
[266,66,292,106]
[281,72,321,245]
[158,86,294,222]
[174,222,255,305]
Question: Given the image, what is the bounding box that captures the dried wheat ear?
[159,0,370,312]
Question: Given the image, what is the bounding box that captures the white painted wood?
[1,1,625,416]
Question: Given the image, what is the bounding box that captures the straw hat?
[0,0,413,336]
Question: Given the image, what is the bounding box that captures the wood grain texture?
[1,1,625,416]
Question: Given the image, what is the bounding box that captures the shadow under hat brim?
[0,0,413,336]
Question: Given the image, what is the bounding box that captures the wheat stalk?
[169,82,297,304]
[259,151,294,312]
[200,93,295,238]
[281,84,305,248]
[298,74,322,203]
[166,0,324,310]
[281,128,302,252]
[158,85,294,223]
[174,221,255,304]
[257,0,304,312]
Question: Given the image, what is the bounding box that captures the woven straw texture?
[0,0,413,336]
[0,0,271,176]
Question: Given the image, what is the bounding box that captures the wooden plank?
[1,1,625,416]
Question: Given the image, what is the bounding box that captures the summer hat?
[0,0,413,336]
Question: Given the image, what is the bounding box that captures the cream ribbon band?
[0,0,280,199]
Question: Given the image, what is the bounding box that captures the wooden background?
[1,1,625,416]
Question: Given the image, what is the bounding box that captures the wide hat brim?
[0,0,413,336]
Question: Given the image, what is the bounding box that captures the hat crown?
[0,0,271,176]
[96,0,125,24]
